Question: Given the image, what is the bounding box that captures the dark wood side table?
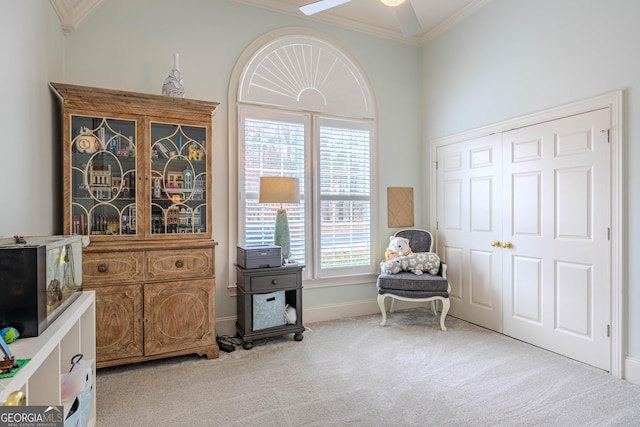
[235,264,305,349]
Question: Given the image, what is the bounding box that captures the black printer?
[237,245,282,269]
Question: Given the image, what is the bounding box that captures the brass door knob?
[175,260,184,268]
[98,264,107,273]
[491,240,501,247]
[502,241,513,249]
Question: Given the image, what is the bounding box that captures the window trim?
[228,28,379,291]
[237,105,310,252]
[312,115,375,279]
[238,106,376,280]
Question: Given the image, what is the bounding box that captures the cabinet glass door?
[70,115,138,236]
[149,122,207,235]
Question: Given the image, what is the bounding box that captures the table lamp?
[259,176,300,262]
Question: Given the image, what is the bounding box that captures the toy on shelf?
[188,143,202,161]
[0,334,18,374]
[1,327,19,344]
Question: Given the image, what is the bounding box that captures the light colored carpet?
[96,310,640,426]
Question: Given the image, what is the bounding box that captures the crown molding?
[420,0,492,44]
[49,0,105,35]
[233,0,420,45]
[48,0,491,42]
[233,0,492,46]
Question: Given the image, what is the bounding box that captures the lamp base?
[274,207,291,262]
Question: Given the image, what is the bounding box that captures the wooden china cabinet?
[51,83,220,367]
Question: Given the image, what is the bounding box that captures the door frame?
[429,91,623,377]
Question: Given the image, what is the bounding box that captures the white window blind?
[317,120,372,272]
[242,113,306,263]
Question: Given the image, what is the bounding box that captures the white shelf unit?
[0,291,96,425]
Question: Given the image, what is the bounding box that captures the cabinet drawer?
[84,251,143,284]
[250,272,298,292]
[145,248,214,281]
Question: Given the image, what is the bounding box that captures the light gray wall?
[0,0,65,238]
[61,0,423,322]
[422,0,640,366]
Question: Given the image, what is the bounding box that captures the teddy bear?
[385,236,413,260]
[380,236,441,275]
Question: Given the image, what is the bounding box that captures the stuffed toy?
[381,236,441,275]
[385,236,413,260]
[0,327,19,344]
[380,256,404,274]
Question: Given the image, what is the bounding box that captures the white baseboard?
[215,298,435,337]
[303,299,381,324]
[624,356,640,385]
[216,315,239,337]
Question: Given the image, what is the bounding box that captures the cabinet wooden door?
[147,120,211,237]
[93,284,143,363]
[63,113,142,239]
[143,279,216,358]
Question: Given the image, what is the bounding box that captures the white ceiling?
[232,0,491,45]
[50,0,490,45]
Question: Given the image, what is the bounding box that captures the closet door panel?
[502,108,610,371]
[436,134,503,331]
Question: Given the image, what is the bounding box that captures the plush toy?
[381,236,441,275]
[381,252,441,275]
[385,236,413,260]
[380,256,404,274]
[188,144,203,161]
[1,327,19,344]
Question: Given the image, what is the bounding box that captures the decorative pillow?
[380,252,441,276]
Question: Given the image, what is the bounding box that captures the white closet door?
[435,108,611,370]
[436,134,503,332]
[502,108,611,370]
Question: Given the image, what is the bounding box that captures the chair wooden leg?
[377,294,388,326]
[430,300,438,316]
[439,298,450,331]
[389,297,397,313]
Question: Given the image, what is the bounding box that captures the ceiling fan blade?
[300,0,352,16]
[396,1,422,37]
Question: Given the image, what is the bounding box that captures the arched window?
[230,28,377,281]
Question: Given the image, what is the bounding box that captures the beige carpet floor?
[95,309,640,426]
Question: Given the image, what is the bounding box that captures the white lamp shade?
[259,177,300,204]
